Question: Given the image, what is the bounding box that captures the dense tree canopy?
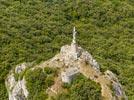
[25,67,57,100]
[0,0,134,99]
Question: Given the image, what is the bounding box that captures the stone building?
[61,67,79,83]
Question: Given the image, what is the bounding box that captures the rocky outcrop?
[5,27,127,100]
[36,42,127,100]
[105,70,127,99]
[60,43,100,70]
[5,44,127,100]
[5,63,29,100]
[15,63,28,74]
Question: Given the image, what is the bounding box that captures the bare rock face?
[5,63,29,100]
[60,43,100,70]
[59,43,100,83]
[105,70,127,100]
[15,63,27,74]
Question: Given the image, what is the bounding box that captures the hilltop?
[5,27,127,100]
[0,0,134,100]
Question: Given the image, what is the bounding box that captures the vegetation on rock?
[0,0,134,99]
[25,67,57,100]
[55,74,101,100]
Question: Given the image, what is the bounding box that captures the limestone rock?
[15,63,30,74]
[6,73,16,91]
[5,64,29,100]
[9,78,28,100]
[105,70,127,99]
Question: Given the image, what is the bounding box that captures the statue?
[72,27,76,44]
[70,27,78,60]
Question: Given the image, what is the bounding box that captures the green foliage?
[44,67,58,76]
[25,67,55,100]
[119,66,134,99]
[62,83,71,89]
[45,75,54,87]
[0,83,8,100]
[25,68,47,99]
[14,66,30,81]
[14,72,19,81]
[0,0,134,99]
[55,74,101,100]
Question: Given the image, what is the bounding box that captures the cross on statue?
[72,27,76,44]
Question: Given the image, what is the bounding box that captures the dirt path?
[79,62,113,100]
[46,75,63,96]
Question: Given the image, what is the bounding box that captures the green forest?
[0,0,134,100]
